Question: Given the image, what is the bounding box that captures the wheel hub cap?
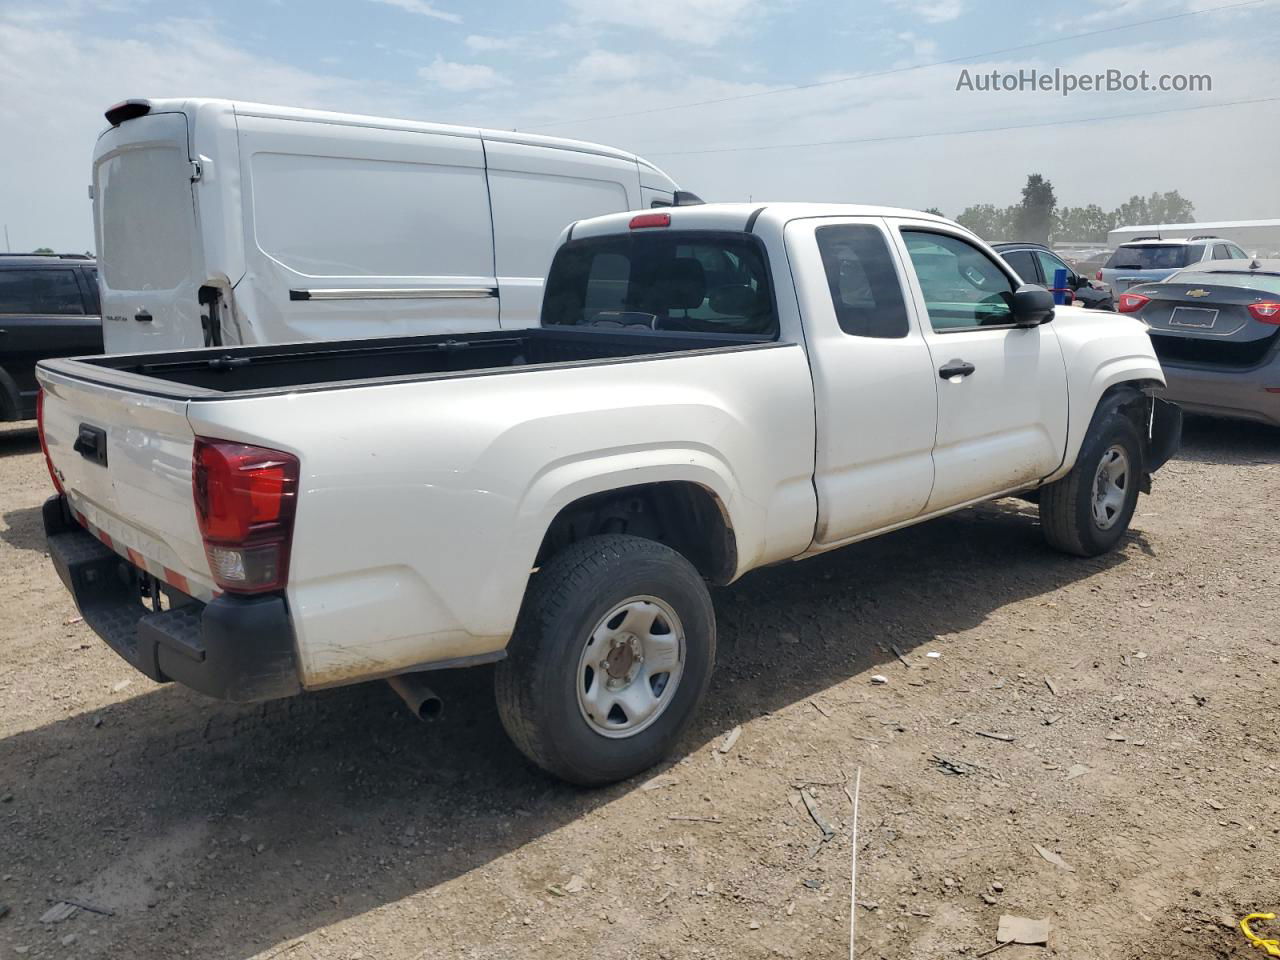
[576,596,686,739]
[1091,444,1130,531]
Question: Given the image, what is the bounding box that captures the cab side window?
[1213,244,1232,260]
[1033,250,1072,290]
[815,224,910,338]
[1002,250,1038,284]
[902,231,1015,331]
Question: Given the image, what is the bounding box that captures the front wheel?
[1039,403,1143,556]
[495,534,716,786]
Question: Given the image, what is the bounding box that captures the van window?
[97,145,194,291]
[542,232,777,337]
[250,152,493,278]
[0,269,85,315]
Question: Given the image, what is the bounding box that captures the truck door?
[93,112,206,353]
[235,114,499,342]
[785,218,938,545]
[889,221,1068,512]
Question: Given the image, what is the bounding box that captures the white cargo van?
[91,98,692,352]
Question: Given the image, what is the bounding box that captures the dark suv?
[992,242,1116,311]
[0,254,103,421]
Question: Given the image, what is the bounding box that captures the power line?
[643,95,1280,157]
[524,0,1268,130]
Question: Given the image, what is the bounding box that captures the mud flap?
[1142,397,1182,491]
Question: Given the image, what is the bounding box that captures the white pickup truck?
[38,203,1181,785]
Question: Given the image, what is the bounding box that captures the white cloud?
[571,50,659,83]
[418,56,508,92]
[465,34,519,52]
[565,0,765,45]
[367,0,461,24]
[889,0,964,24]
[896,31,939,60]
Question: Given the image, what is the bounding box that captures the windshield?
[1167,271,1280,296]
[1105,245,1196,270]
[541,232,777,337]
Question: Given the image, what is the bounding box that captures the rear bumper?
[43,495,301,702]
[1160,363,1280,427]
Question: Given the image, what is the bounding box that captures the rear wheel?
[495,534,715,786]
[1039,403,1143,556]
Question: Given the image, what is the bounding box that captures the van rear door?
[234,112,499,342]
[94,111,206,353]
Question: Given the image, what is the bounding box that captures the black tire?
[1039,401,1144,557]
[495,534,716,786]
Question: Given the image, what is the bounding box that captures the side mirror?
[1011,283,1055,326]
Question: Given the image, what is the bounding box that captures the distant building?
[1108,219,1280,257]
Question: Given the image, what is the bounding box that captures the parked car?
[993,242,1115,310]
[38,203,1181,785]
[0,254,102,421]
[1117,258,1280,426]
[1099,237,1250,294]
[93,98,696,354]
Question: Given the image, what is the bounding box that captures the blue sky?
[1,0,1278,251]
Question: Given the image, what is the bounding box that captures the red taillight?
[629,212,670,229]
[1095,270,1103,281]
[1247,301,1280,324]
[1118,293,1151,313]
[36,388,63,494]
[192,438,299,594]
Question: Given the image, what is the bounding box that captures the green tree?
[924,207,945,217]
[32,246,54,254]
[956,203,1017,240]
[1014,173,1056,244]
[1053,204,1116,243]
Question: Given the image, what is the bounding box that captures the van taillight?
[192,439,299,594]
[36,388,63,494]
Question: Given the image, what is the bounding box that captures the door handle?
[938,359,976,380]
[134,310,153,323]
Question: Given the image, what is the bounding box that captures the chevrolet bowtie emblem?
[1186,288,1211,298]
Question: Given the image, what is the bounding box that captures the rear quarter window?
[0,269,86,315]
[541,232,778,337]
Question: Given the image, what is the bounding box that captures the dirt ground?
[1,416,1277,960]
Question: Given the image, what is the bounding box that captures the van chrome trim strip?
[289,287,498,302]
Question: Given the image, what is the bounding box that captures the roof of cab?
[569,202,959,239]
[101,97,668,169]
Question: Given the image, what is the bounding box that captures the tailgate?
[39,364,214,601]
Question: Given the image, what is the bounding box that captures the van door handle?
[135,310,153,323]
[938,360,976,380]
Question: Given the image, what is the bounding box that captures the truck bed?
[46,327,767,398]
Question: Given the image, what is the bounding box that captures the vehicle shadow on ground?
[1175,415,1279,465]
[0,424,38,458]
[1,504,47,554]
[0,500,1142,959]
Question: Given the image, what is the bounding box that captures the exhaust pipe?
[387,673,444,722]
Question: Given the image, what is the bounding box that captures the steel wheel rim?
[1091,444,1130,530]
[575,595,686,739]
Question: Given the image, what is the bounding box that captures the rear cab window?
[541,232,778,338]
[815,224,909,338]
